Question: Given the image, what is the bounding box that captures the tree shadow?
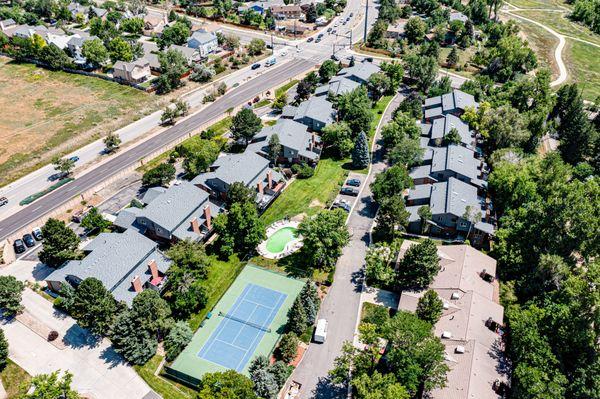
[489,338,511,377]
[312,376,347,399]
[350,269,364,293]
[52,307,68,320]
[62,324,102,349]
[31,262,54,281]
[100,345,128,369]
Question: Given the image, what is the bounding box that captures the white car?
[280,51,287,57]
[314,319,328,343]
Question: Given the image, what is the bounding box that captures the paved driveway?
[1,288,153,399]
[289,93,404,398]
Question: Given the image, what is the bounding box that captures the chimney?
[131,275,142,293]
[267,170,273,189]
[312,133,316,147]
[203,205,212,230]
[190,217,201,235]
[148,259,159,280]
[257,181,264,195]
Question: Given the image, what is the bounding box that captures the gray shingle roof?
[319,77,362,97]
[142,187,167,204]
[248,119,321,160]
[45,229,171,305]
[293,96,336,126]
[430,177,483,219]
[430,145,478,180]
[113,207,142,230]
[188,30,217,45]
[140,181,211,234]
[430,114,472,147]
[338,60,381,83]
[114,58,150,72]
[193,151,270,187]
[441,89,478,112]
[407,183,432,201]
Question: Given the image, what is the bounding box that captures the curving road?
[0,59,314,242]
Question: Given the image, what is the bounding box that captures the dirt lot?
[0,56,167,186]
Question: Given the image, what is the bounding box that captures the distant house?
[45,33,73,50]
[385,19,407,39]
[423,89,478,121]
[420,114,476,149]
[0,18,16,32]
[67,34,99,64]
[405,177,494,244]
[143,14,168,36]
[140,41,161,70]
[192,151,285,209]
[449,11,469,23]
[187,30,218,56]
[45,229,172,306]
[113,59,152,83]
[247,119,322,164]
[168,44,200,64]
[292,96,336,132]
[315,60,381,97]
[67,2,89,22]
[238,2,267,15]
[409,144,487,189]
[90,6,108,20]
[397,242,506,399]
[115,181,221,243]
[270,5,304,20]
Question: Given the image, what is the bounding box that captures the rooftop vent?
[451,292,460,300]
[455,345,465,354]
[442,331,452,339]
[443,302,449,310]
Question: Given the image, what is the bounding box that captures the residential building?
[292,96,336,132]
[113,59,152,83]
[67,34,99,63]
[168,44,200,64]
[45,229,172,306]
[397,242,506,399]
[420,114,476,149]
[116,181,221,242]
[409,144,487,189]
[237,2,267,14]
[270,5,304,19]
[143,13,167,36]
[385,19,407,39]
[0,18,16,32]
[192,151,285,209]
[90,6,108,19]
[187,30,218,56]
[424,89,478,121]
[247,119,322,164]
[405,177,494,244]
[67,2,89,22]
[449,11,469,22]
[315,60,380,97]
[140,41,161,70]
[275,20,312,34]
[45,33,72,50]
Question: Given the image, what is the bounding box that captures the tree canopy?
[298,209,350,271]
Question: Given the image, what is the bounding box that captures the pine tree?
[299,282,320,325]
[352,131,370,169]
[164,321,193,361]
[287,296,307,335]
[446,47,459,67]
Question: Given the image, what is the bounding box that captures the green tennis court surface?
[167,264,304,386]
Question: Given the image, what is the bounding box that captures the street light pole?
[363,0,369,43]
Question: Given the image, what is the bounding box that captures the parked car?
[327,27,333,32]
[332,201,351,212]
[22,234,35,248]
[0,196,7,207]
[318,33,324,38]
[340,187,359,196]
[350,12,354,17]
[315,38,321,43]
[69,156,79,163]
[331,54,339,61]
[32,227,43,241]
[251,63,261,70]
[314,319,328,343]
[346,178,361,187]
[307,37,314,42]
[48,172,67,181]
[13,239,26,254]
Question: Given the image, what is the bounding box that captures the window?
[460,221,468,227]
[451,217,457,222]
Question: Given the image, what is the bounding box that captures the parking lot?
[331,171,367,213]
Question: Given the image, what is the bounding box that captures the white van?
[313,319,328,343]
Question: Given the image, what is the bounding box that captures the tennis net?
[218,311,272,333]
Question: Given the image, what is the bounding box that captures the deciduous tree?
[39,218,81,268]
[298,209,350,271]
[230,108,262,145]
[141,163,175,187]
[71,278,117,335]
[416,290,443,324]
[396,239,439,289]
[198,370,257,399]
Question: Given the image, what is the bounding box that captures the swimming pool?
[265,227,298,254]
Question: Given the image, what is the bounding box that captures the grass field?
[260,156,349,226]
[564,40,600,100]
[0,359,31,397]
[507,0,569,9]
[514,10,600,45]
[135,355,196,399]
[0,57,162,187]
[512,18,560,78]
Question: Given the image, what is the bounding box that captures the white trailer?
[313,318,328,343]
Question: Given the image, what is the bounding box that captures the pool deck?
[257,220,303,259]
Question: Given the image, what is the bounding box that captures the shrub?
[291,163,314,178]
[47,331,59,341]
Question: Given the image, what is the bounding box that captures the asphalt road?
[0,58,314,242]
[290,93,404,399]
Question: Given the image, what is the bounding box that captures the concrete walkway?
[360,286,399,310]
[0,378,6,399]
[2,288,154,399]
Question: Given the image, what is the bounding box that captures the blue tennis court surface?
[198,283,287,371]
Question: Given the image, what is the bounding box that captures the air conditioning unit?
[451,292,460,300]
[441,331,452,339]
[455,345,465,354]
[443,302,449,310]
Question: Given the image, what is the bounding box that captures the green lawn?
[506,0,569,9]
[260,156,349,226]
[275,80,299,97]
[514,10,600,45]
[0,359,32,398]
[509,17,560,78]
[564,39,600,100]
[134,355,196,399]
[188,254,245,331]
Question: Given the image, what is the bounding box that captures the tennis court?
[167,264,304,386]
[198,284,286,371]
